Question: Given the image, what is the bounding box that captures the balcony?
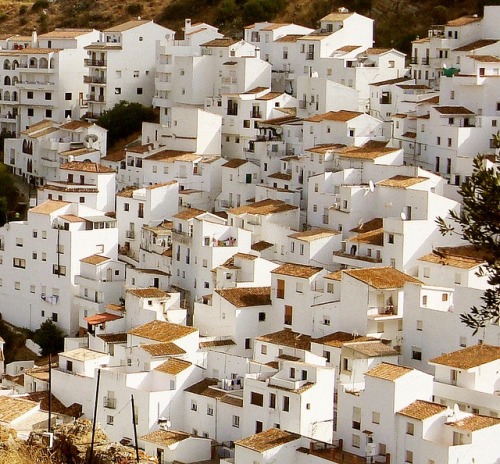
[86,94,105,103]
[333,250,383,264]
[367,305,400,320]
[410,57,418,64]
[125,230,135,239]
[84,59,107,67]
[171,229,192,246]
[103,396,116,409]
[251,110,262,119]
[84,75,106,84]
[421,57,430,65]
[306,52,315,60]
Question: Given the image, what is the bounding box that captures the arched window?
[3,59,11,70]
[49,58,55,69]
[12,60,19,70]
[4,91,10,101]
[39,57,48,69]
[29,57,38,68]
[12,76,19,86]
[12,91,18,101]
[4,76,11,86]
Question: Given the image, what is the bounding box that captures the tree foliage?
[437,155,500,332]
[96,101,156,149]
[33,319,65,356]
[0,163,19,226]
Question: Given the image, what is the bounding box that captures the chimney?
[32,28,38,48]
[185,18,192,32]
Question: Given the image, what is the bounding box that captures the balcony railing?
[84,76,106,84]
[421,57,430,65]
[306,52,315,60]
[84,59,107,67]
[103,396,116,409]
[410,57,418,64]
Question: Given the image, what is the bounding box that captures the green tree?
[0,163,19,226]
[33,319,65,356]
[437,155,500,332]
[96,101,156,148]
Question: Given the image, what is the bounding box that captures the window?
[207,405,214,416]
[282,396,290,412]
[53,265,66,276]
[30,285,35,293]
[284,305,293,325]
[115,88,121,94]
[46,109,52,118]
[137,88,143,95]
[258,312,266,322]
[387,234,394,244]
[437,136,441,145]
[442,293,448,302]
[245,338,251,349]
[232,415,240,427]
[13,258,26,268]
[65,93,72,100]
[250,392,263,406]
[42,253,47,261]
[405,450,413,463]
[45,92,51,100]
[269,393,276,409]
[277,279,285,299]
[27,91,33,99]
[352,434,360,448]
[191,400,197,411]
[133,70,139,77]
[15,281,20,290]
[422,295,428,306]
[52,312,58,322]
[327,282,334,293]
[261,344,267,355]
[372,411,380,424]
[411,347,422,361]
[124,203,129,212]
[323,350,331,362]
[16,238,23,247]
[28,108,34,117]
[416,320,423,331]
[459,336,467,348]
[296,282,303,293]
[447,138,452,147]
[423,267,430,278]
[107,415,114,425]
[406,422,414,435]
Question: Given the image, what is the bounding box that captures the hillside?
[0,0,498,53]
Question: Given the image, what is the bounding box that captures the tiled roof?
[274,35,303,43]
[145,150,198,162]
[0,396,39,423]
[251,241,274,251]
[155,358,192,375]
[127,143,154,153]
[30,200,69,215]
[350,218,383,233]
[429,344,500,370]
[84,313,122,325]
[371,77,413,87]
[257,92,283,101]
[139,342,186,357]
[343,267,422,289]
[256,329,311,350]
[60,162,115,173]
[376,175,428,189]
[272,263,323,278]
[234,252,258,260]
[434,106,474,115]
[336,45,362,52]
[173,208,206,220]
[59,214,85,222]
[127,288,169,299]
[448,414,500,432]
[98,333,127,343]
[140,429,190,446]
[347,341,399,357]
[128,320,197,342]
[320,12,354,21]
[349,228,384,246]
[201,38,239,47]
[324,270,342,281]
[398,400,447,420]
[288,228,340,241]
[446,15,481,27]
[215,287,271,308]
[237,428,300,452]
[59,120,93,130]
[243,86,269,94]
[313,331,364,347]
[103,19,150,32]
[305,110,362,122]
[199,339,236,348]
[220,395,243,407]
[80,254,110,265]
[418,245,486,269]
[260,23,290,31]
[453,39,497,51]
[466,54,500,63]
[401,131,417,139]
[61,348,108,362]
[228,199,297,216]
[184,378,226,398]
[365,47,390,55]
[365,362,413,381]
[268,172,292,180]
[222,159,248,168]
[336,146,399,160]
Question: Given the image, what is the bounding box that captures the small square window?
[115,88,121,95]
[137,88,143,95]
[65,93,72,100]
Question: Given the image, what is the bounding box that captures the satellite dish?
[311,71,319,78]
[275,127,283,135]
[368,180,375,192]
[400,211,407,220]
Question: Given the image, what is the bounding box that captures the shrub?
[126,3,142,15]
[33,320,65,356]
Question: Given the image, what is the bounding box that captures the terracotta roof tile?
[429,344,500,370]
[201,38,239,47]
[228,199,297,216]
[324,270,342,281]
[314,331,367,347]
[84,313,122,325]
[346,341,399,357]
[185,378,226,398]
[61,348,108,362]
[344,267,422,289]
[251,240,274,251]
[446,15,481,27]
[448,414,500,432]
[349,228,384,246]
[0,396,39,423]
[155,358,192,375]
[140,429,190,446]
[103,19,150,32]
[365,362,413,381]
[288,228,339,241]
[336,146,399,160]
[30,200,70,215]
[320,12,354,21]
[98,333,127,343]
[139,342,186,357]
[60,162,114,173]
[59,214,85,222]
[305,110,362,123]
[236,428,300,452]
[453,39,497,51]
[220,395,243,407]
[398,400,447,420]
[256,329,311,350]
[127,288,169,299]
[222,159,248,168]
[274,35,303,43]
[466,54,500,63]
[173,208,206,220]
[268,172,292,180]
[418,245,486,269]
[377,175,428,188]
[434,106,474,115]
[80,255,110,265]
[272,263,323,278]
[350,218,384,233]
[128,320,197,342]
[199,339,236,348]
[215,287,271,308]
[371,77,413,87]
